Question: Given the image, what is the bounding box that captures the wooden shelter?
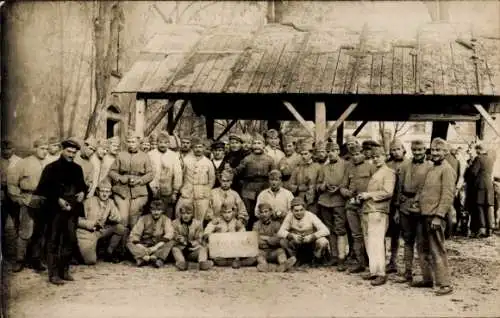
[113,23,500,143]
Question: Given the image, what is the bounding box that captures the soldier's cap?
[61,137,81,150]
[211,140,226,150]
[221,201,236,211]
[84,137,97,149]
[297,139,314,152]
[411,139,426,147]
[228,134,243,143]
[48,136,60,145]
[150,200,165,211]
[1,140,14,149]
[350,143,363,154]
[219,169,234,181]
[291,196,305,208]
[149,132,158,143]
[179,203,194,213]
[157,131,170,142]
[390,139,404,149]
[268,169,282,179]
[257,202,272,211]
[371,146,386,157]
[33,136,49,148]
[345,135,358,144]
[96,139,108,148]
[97,178,112,190]
[326,141,340,151]
[126,132,141,141]
[314,141,326,152]
[179,134,191,142]
[282,136,297,146]
[241,133,253,143]
[190,136,205,147]
[431,138,448,149]
[140,138,150,145]
[108,136,120,145]
[362,140,380,149]
[265,129,279,139]
[252,134,265,143]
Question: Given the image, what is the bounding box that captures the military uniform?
[1,147,21,239]
[255,187,293,221]
[171,218,210,270]
[206,187,248,224]
[289,160,321,214]
[253,218,293,271]
[467,152,494,235]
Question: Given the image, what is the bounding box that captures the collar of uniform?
[412,158,425,164]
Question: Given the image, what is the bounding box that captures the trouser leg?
[59,215,77,277]
[100,224,127,254]
[114,196,131,228]
[129,196,148,229]
[319,205,336,259]
[388,212,400,267]
[160,193,175,220]
[333,206,347,260]
[400,213,418,275]
[242,198,257,231]
[193,199,210,223]
[346,207,366,266]
[127,242,150,260]
[477,205,487,230]
[314,237,329,259]
[425,216,451,287]
[171,246,186,263]
[366,213,389,277]
[416,215,433,283]
[153,241,175,261]
[46,214,63,279]
[76,230,99,265]
[28,208,46,265]
[16,206,34,263]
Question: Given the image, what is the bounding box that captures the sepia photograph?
[1,0,499,317]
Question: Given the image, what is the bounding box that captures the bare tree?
[378,122,411,152]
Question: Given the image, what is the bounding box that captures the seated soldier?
[278,197,330,266]
[255,170,294,222]
[203,202,255,269]
[206,170,248,226]
[171,204,213,271]
[77,179,127,265]
[253,202,297,272]
[127,200,175,268]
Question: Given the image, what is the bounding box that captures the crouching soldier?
[203,202,255,268]
[171,204,212,271]
[278,197,330,266]
[77,179,126,264]
[253,202,296,272]
[127,200,175,268]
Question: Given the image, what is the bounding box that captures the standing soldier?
[109,133,153,229]
[255,170,294,222]
[34,138,86,285]
[8,137,49,272]
[148,131,166,198]
[289,139,321,214]
[179,134,194,161]
[385,139,406,274]
[158,132,183,219]
[317,142,349,270]
[394,139,433,284]
[74,138,97,198]
[89,139,108,198]
[241,133,253,155]
[264,129,285,166]
[99,136,120,182]
[313,141,328,165]
[357,146,396,286]
[278,136,301,191]
[411,138,454,296]
[140,138,151,153]
[362,140,379,164]
[45,137,61,165]
[1,140,21,243]
[234,134,275,229]
[340,145,377,273]
[149,133,158,152]
[219,134,248,193]
[176,137,215,222]
[211,140,226,188]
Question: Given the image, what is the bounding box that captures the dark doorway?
[106,105,121,138]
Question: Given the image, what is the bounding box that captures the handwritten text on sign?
[208,232,259,258]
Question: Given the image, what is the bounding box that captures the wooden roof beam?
[283,101,315,138]
[215,120,238,141]
[144,100,177,136]
[326,102,359,138]
[352,121,368,136]
[474,104,500,139]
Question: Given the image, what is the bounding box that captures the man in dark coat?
[219,134,249,194]
[35,138,86,285]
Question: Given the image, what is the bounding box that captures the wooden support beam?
[206,117,214,140]
[283,101,315,137]
[215,120,238,141]
[336,123,344,145]
[170,100,189,133]
[166,106,174,133]
[431,121,450,140]
[315,102,326,144]
[409,114,480,121]
[135,98,146,137]
[474,104,500,139]
[352,121,368,136]
[145,100,176,136]
[327,103,358,137]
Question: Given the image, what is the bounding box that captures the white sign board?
[208,232,259,258]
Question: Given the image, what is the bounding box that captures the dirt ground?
[3,231,499,318]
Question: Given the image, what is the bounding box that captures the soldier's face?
[181,140,191,152]
[193,144,205,156]
[158,140,169,153]
[373,153,386,167]
[315,149,327,160]
[327,149,340,161]
[300,150,312,162]
[292,205,305,220]
[363,149,373,159]
[242,141,251,150]
[83,145,96,158]
[61,147,78,162]
[431,144,446,162]
[269,177,281,191]
[150,141,158,149]
[97,188,111,201]
[213,148,225,160]
[220,177,232,190]
[109,143,120,155]
[259,208,272,222]
[1,148,13,159]
[35,144,49,160]
[411,145,426,161]
[140,142,151,152]
[229,139,242,152]
[48,144,60,155]
[96,146,107,159]
[267,137,280,148]
[284,143,295,156]
[390,146,404,160]
[180,209,194,223]
[127,138,139,152]
[151,208,163,220]
[221,209,234,222]
[252,140,264,152]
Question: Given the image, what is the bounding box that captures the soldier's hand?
[430,217,443,231]
[58,198,71,211]
[151,186,159,196]
[393,211,400,224]
[327,185,339,194]
[318,183,326,192]
[303,234,314,243]
[120,176,129,184]
[76,192,85,203]
[129,178,139,186]
[171,193,178,202]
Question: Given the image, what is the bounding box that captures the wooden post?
[315,101,326,144]
[353,121,368,136]
[166,105,174,133]
[336,123,344,145]
[206,117,214,140]
[430,121,449,140]
[474,104,500,140]
[326,103,358,137]
[282,101,315,137]
[135,98,146,137]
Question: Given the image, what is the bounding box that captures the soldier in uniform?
[278,136,301,191]
[140,138,151,153]
[394,139,433,284]
[8,137,49,272]
[179,134,194,161]
[45,137,61,165]
[108,133,153,229]
[89,139,108,198]
[35,138,86,285]
[317,142,349,270]
[219,134,248,194]
[149,133,158,151]
[74,137,97,198]
[157,132,183,219]
[1,140,21,244]
[341,144,377,273]
[411,138,454,296]
[211,140,226,188]
[289,139,321,214]
[264,129,285,166]
[313,141,328,165]
[176,137,215,222]
[99,136,120,182]
[385,139,407,274]
[358,146,396,286]
[240,133,254,154]
[234,134,275,230]
[362,140,379,164]
[255,170,294,222]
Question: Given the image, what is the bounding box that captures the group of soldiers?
[1,128,499,296]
